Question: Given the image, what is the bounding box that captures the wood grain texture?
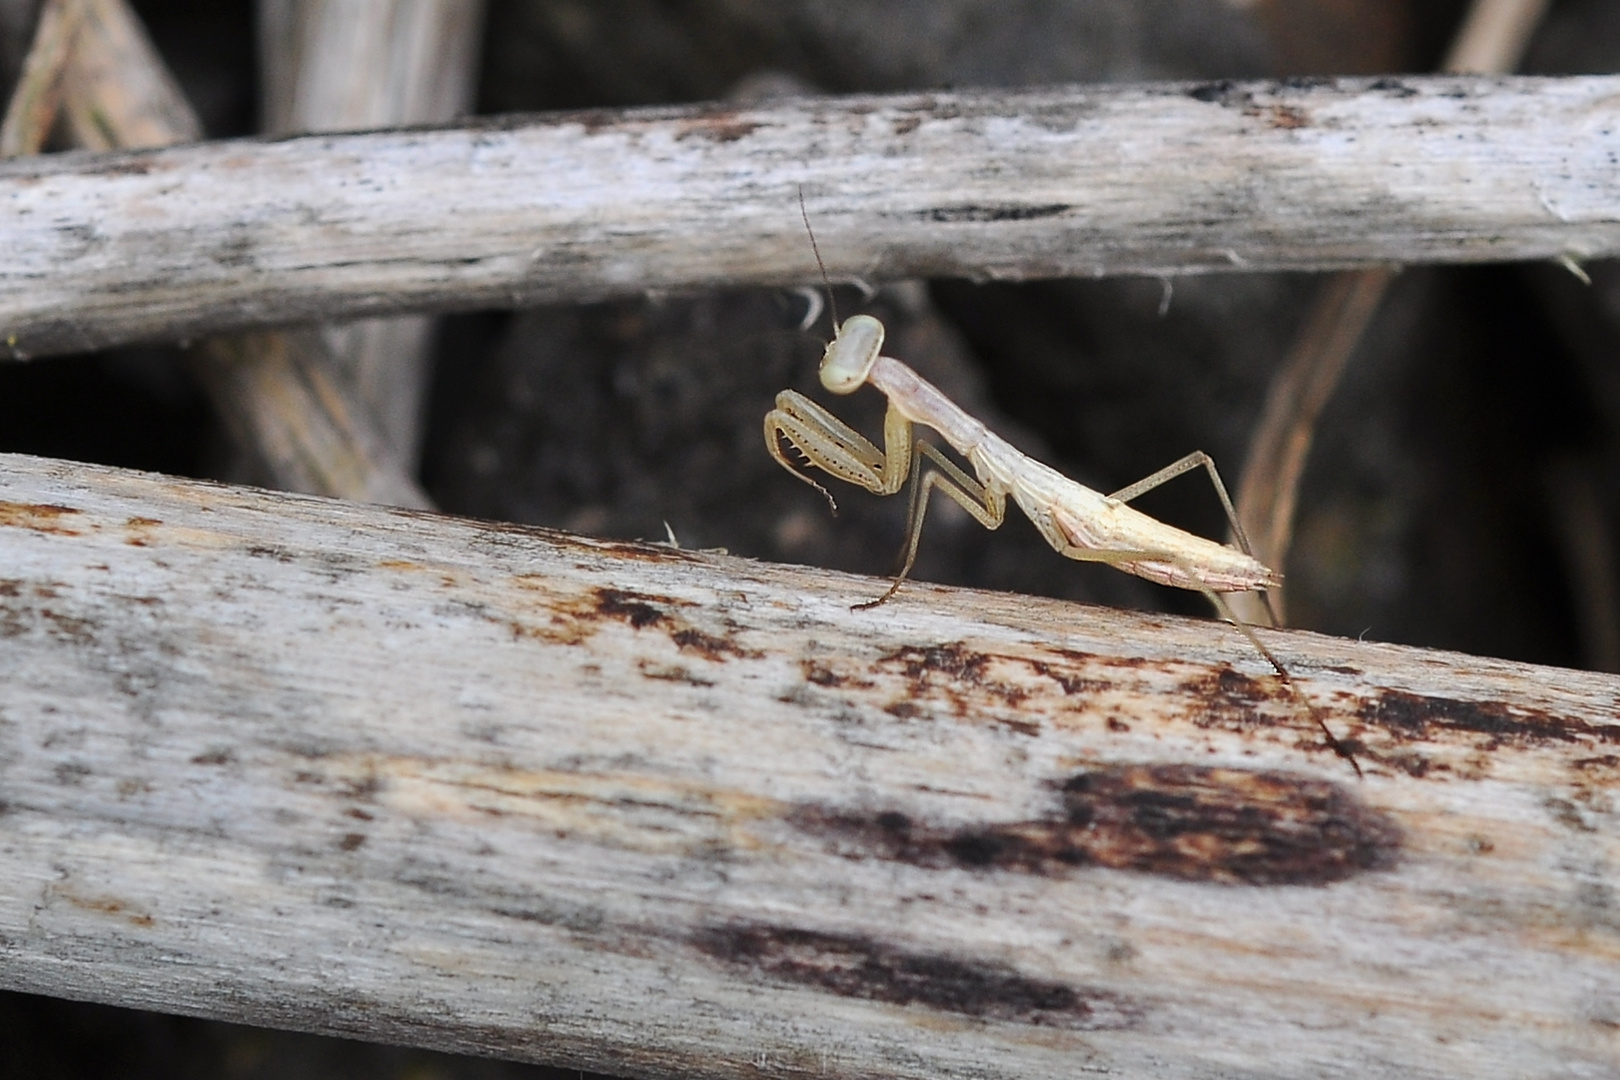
[0,451,1617,1078]
[3,74,1620,359]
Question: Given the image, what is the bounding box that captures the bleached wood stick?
[2,74,1619,360]
[58,0,196,150]
[1,450,1617,1078]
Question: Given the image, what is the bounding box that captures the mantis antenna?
[798,185,840,333]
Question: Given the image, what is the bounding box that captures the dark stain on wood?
[41,608,95,645]
[874,641,1037,726]
[123,516,162,547]
[799,658,876,691]
[1175,665,1298,739]
[54,761,92,785]
[587,537,702,565]
[1187,79,1244,106]
[693,924,1138,1030]
[792,764,1400,886]
[1027,656,1112,695]
[246,544,295,563]
[1360,689,1618,747]
[535,586,763,661]
[638,661,716,687]
[1368,77,1420,98]
[1268,104,1309,129]
[0,501,83,535]
[925,203,1072,223]
[882,641,990,683]
[1186,79,1326,130]
[596,588,670,629]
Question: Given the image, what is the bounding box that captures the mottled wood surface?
[3,74,1620,359]
[0,451,1617,1078]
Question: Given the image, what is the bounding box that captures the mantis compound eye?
[819,314,884,394]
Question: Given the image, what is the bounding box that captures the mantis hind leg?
[1105,451,1281,627]
[1049,543,1359,775]
[856,439,1006,610]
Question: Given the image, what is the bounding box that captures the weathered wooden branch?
[1,74,1619,360]
[191,328,433,507]
[1,451,1617,1078]
[58,0,196,150]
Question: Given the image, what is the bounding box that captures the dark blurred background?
[5,0,1620,1075]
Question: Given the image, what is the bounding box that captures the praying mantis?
[765,203,1356,771]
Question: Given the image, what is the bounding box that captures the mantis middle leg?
[857,435,1007,610]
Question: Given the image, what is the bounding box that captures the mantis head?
[820,314,884,395]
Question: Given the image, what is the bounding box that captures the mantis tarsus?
[765,209,1356,772]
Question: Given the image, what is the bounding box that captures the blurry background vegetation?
[4,0,1620,1076]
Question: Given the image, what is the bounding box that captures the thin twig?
[1229,267,1395,625]
[0,0,85,157]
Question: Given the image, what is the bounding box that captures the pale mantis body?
[765,311,1277,612]
[765,307,1357,770]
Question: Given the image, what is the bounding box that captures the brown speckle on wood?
[0,501,83,534]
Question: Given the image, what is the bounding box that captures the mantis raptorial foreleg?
[765,390,898,510]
